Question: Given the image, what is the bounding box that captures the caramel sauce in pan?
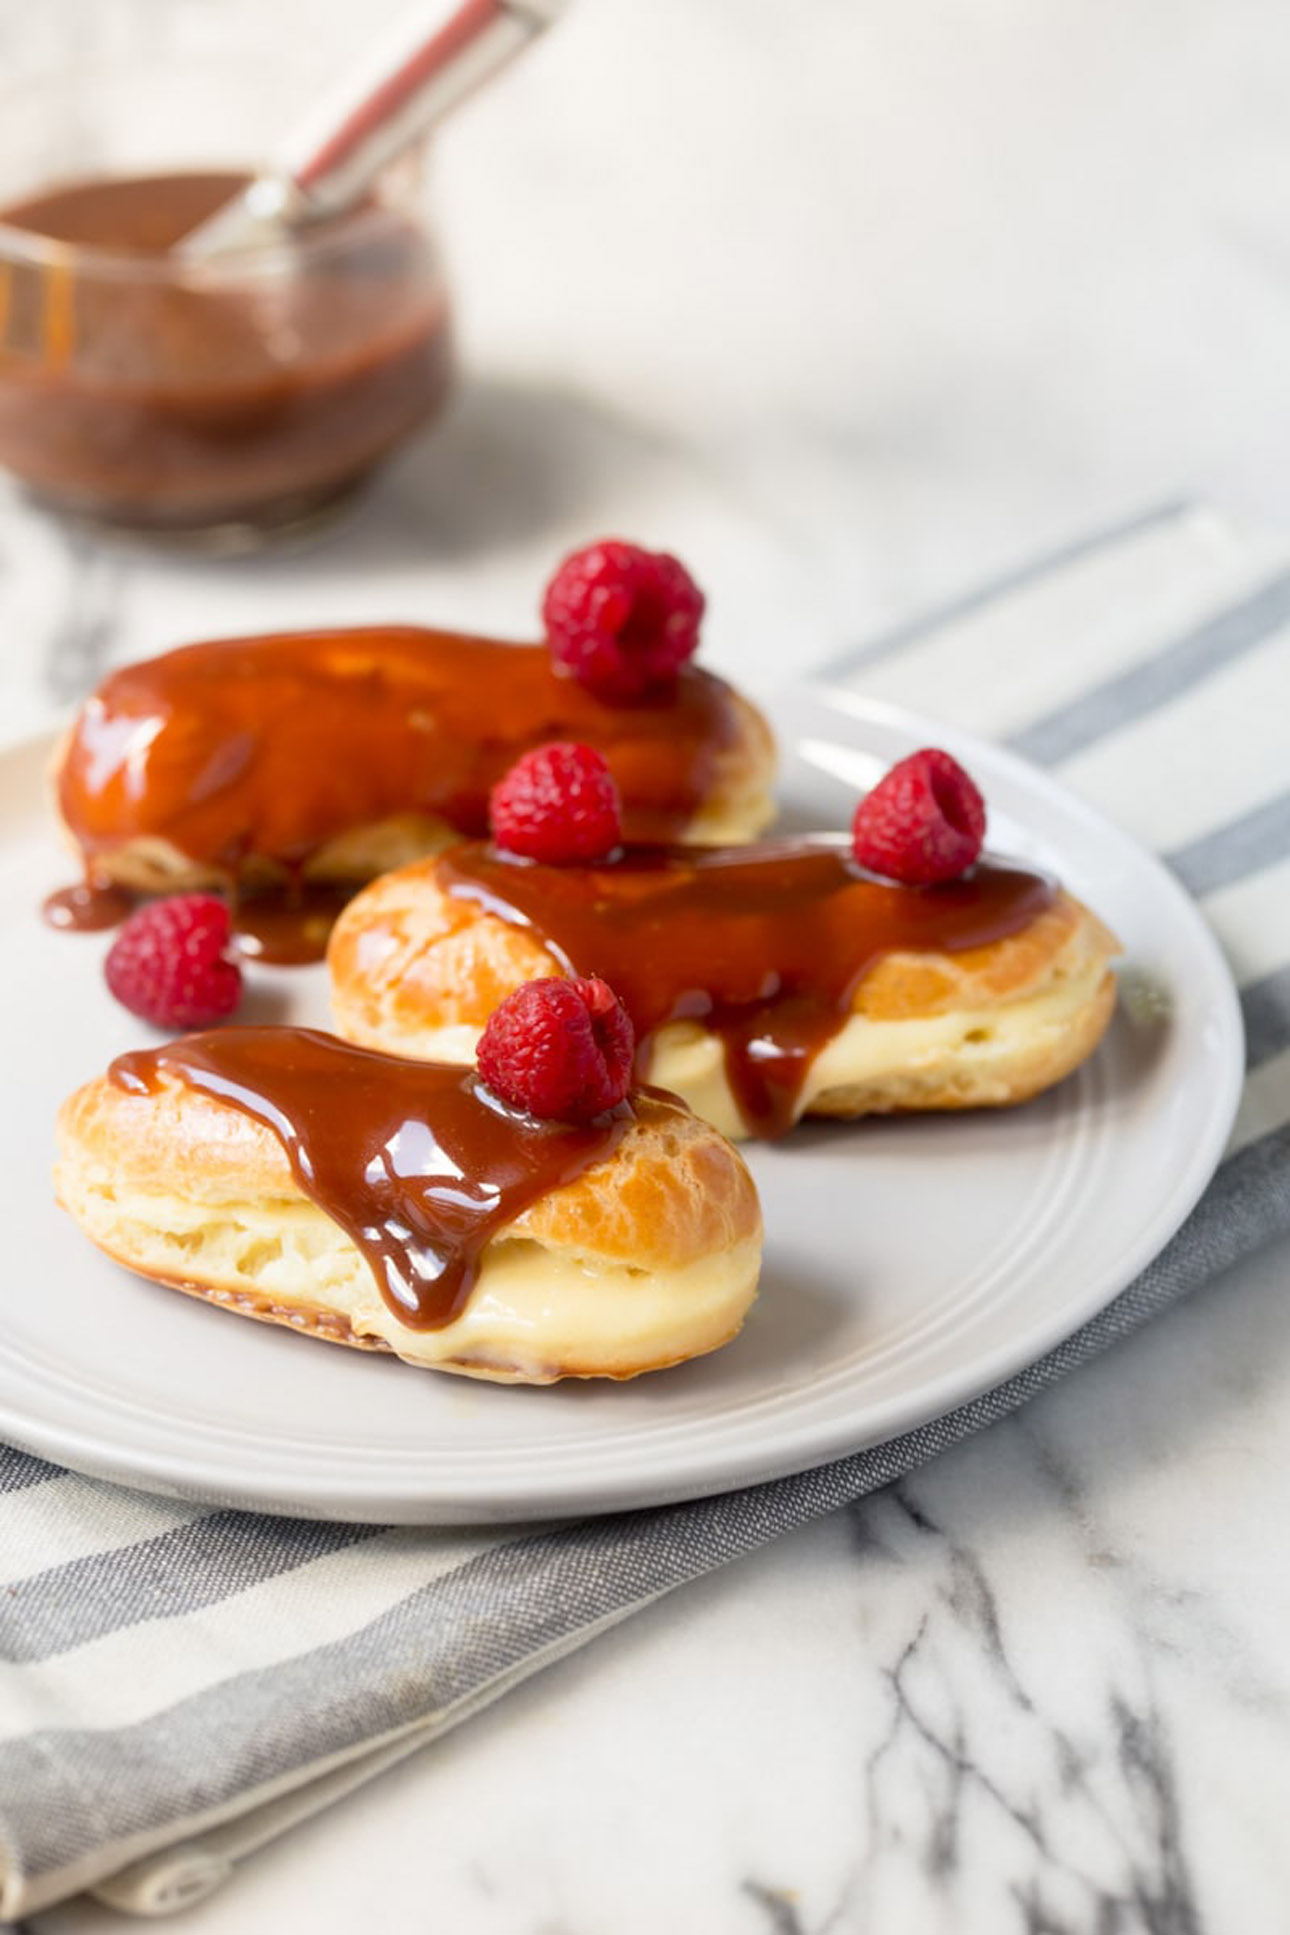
[109,1028,630,1330]
[439,841,1056,1138]
[56,629,740,884]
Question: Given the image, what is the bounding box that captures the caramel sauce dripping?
[228,882,362,966]
[43,875,355,965]
[56,629,740,884]
[109,1028,630,1330]
[42,880,137,933]
[439,840,1057,1138]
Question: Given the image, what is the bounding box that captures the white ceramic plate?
[0,687,1243,1524]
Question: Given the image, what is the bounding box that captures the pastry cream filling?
[84,787,772,895]
[352,951,1112,1142]
[654,950,1111,1139]
[56,1170,761,1383]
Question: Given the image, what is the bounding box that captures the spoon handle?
[182,0,568,260]
[289,0,566,212]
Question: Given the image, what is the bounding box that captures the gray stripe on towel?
[1009,569,1290,768]
[1241,966,1290,1072]
[1167,788,1290,899]
[0,1514,384,1664]
[816,500,1190,680]
[0,1449,62,1497]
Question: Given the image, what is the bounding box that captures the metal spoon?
[180,0,568,261]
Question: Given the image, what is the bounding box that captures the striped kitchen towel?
[2,501,1287,1919]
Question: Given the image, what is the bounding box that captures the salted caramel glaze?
[109,1028,630,1330]
[57,627,743,880]
[438,841,1057,1137]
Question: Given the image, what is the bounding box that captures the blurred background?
[2,0,1289,713]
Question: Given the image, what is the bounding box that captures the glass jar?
[0,59,453,549]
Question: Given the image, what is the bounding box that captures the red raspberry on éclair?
[476,977,635,1123]
[489,742,622,864]
[104,894,242,1029]
[851,748,986,886]
[542,538,705,703]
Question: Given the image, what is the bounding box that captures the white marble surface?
[7,0,1290,1927]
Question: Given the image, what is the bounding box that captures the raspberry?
[476,977,635,1122]
[104,894,242,1029]
[542,538,705,702]
[489,741,622,864]
[851,748,986,885]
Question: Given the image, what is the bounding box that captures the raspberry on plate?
[477,977,635,1123]
[851,748,986,886]
[104,894,242,1029]
[489,741,622,864]
[542,538,705,703]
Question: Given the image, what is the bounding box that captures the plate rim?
[0,696,1245,1521]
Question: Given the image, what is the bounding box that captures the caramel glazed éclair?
[56,1029,763,1385]
[52,626,777,899]
[329,840,1120,1141]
